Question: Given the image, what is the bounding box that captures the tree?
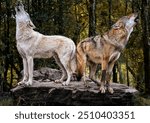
[141,0,150,94]
[87,0,96,37]
[107,0,118,82]
[57,0,64,35]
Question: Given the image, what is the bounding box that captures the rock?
[33,67,62,81]
[11,68,138,106]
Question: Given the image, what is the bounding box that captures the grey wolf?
[15,1,76,86]
[77,13,139,93]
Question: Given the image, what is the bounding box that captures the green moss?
[0,98,13,106]
[134,95,150,106]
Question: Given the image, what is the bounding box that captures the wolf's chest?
[17,40,36,56]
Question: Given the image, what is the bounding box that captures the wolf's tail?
[76,41,86,81]
[70,42,77,74]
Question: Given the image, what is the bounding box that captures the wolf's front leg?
[55,71,67,83]
[25,56,33,86]
[106,62,115,94]
[54,55,67,83]
[106,72,113,94]
[99,70,107,93]
[18,58,28,85]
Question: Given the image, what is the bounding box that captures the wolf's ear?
[27,20,36,29]
[112,21,124,29]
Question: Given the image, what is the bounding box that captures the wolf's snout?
[133,12,139,23]
[15,1,24,12]
[16,1,21,6]
[16,1,23,7]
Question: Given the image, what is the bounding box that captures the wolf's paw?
[55,79,62,83]
[108,86,114,94]
[84,84,90,88]
[84,81,90,88]
[99,86,106,93]
[62,81,70,86]
[17,81,26,85]
[25,81,32,86]
[71,75,77,81]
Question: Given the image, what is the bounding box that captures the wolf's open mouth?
[134,16,139,23]
[17,6,20,11]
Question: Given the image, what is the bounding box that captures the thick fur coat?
[77,13,139,93]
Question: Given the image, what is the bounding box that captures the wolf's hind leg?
[106,62,115,94]
[60,59,72,86]
[54,54,67,83]
[88,61,98,83]
[106,72,113,94]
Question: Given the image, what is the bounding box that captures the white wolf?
[15,1,76,86]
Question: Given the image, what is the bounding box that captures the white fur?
[125,14,137,42]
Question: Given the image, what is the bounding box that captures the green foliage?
[0,98,13,106]
[134,95,150,106]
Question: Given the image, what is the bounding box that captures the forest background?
[0,0,149,101]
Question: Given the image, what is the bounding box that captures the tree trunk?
[131,0,135,12]
[108,0,112,28]
[58,0,64,35]
[0,1,2,92]
[125,0,128,15]
[141,0,150,94]
[107,0,117,82]
[113,63,118,82]
[72,0,82,44]
[126,58,130,86]
[118,63,123,84]
[27,0,30,13]
[4,0,11,89]
[88,0,96,37]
